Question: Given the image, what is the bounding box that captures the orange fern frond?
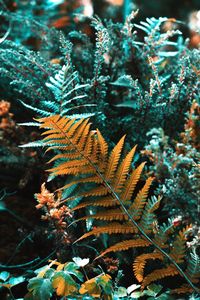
[47,165,94,176]
[121,162,146,203]
[76,223,137,242]
[133,252,164,282]
[78,209,128,222]
[142,265,179,289]
[130,177,154,220]
[171,284,193,295]
[112,146,137,192]
[38,116,149,214]
[37,115,199,294]
[80,186,109,197]
[72,197,118,210]
[96,129,108,160]
[98,239,151,258]
[104,135,126,181]
[59,175,102,191]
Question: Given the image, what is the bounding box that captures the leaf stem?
[123,0,130,22]
[0,257,40,270]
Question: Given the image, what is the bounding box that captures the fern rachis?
[38,115,200,294]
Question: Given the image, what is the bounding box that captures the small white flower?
[72,257,90,267]
[127,284,141,294]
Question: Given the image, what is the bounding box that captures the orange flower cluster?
[105,0,123,5]
[0,117,15,130]
[35,183,55,209]
[0,100,10,116]
[0,100,15,130]
[35,183,72,231]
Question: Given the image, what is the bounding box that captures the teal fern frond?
[133,17,182,59]
[139,195,161,233]
[20,64,95,119]
[186,250,200,281]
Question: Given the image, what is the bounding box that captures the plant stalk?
[123,0,130,22]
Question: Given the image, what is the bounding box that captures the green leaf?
[127,284,141,294]
[19,140,44,148]
[115,101,138,109]
[64,262,83,281]
[0,271,10,282]
[115,286,127,297]
[148,293,173,300]
[96,274,113,295]
[45,269,55,279]
[130,291,144,298]
[110,75,134,88]
[8,276,25,286]
[28,278,53,300]
[72,257,90,267]
[34,265,49,275]
[0,201,6,211]
[79,277,101,298]
[147,284,163,295]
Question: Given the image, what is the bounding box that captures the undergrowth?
[0,0,199,299]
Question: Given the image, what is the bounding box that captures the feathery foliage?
[37,114,200,294]
[0,11,199,148]
[1,2,200,299]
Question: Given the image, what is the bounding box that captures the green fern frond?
[46,65,91,117]
[139,195,161,232]
[186,250,200,280]
[153,220,174,248]
[170,226,191,263]
[133,17,181,60]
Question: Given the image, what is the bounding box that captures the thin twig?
[31,248,58,270]
[6,234,33,265]
[0,257,40,270]
[123,0,130,22]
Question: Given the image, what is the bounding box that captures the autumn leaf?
[96,274,113,298]
[79,274,113,299]
[79,277,102,298]
[52,271,78,296]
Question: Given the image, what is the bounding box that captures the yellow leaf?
[56,263,66,271]
[79,277,101,298]
[52,274,77,296]
[100,274,112,283]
